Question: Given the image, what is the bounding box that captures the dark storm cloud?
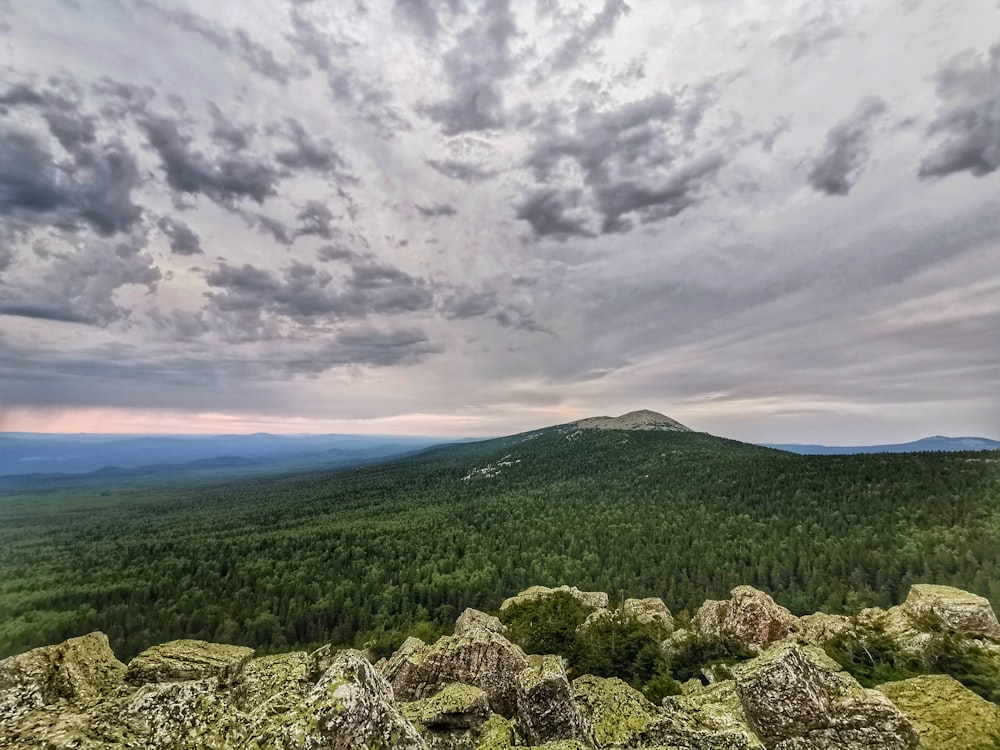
[134,1,295,85]
[774,8,849,63]
[0,79,98,156]
[420,0,517,134]
[140,114,279,205]
[918,44,1000,179]
[515,188,592,239]
[808,96,887,195]
[286,7,411,138]
[317,244,361,263]
[415,202,457,218]
[239,211,294,246]
[0,124,143,235]
[208,104,254,151]
[204,259,434,334]
[295,201,337,238]
[92,79,156,121]
[519,90,723,237]
[546,0,629,73]
[426,158,498,183]
[441,286,546,332]
[393,0,462,39]
[282,326,442,373]
[274,118,352,179]
[232,29,296,86]
[156,216,202,255]
[0,238,160,326]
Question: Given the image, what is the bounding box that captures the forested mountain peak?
[573,409,691,432]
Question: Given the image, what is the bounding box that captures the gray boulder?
[0,632,125,723]
[455,608,506,637]
[255,648,425,749]
[384,626,529,717]
[901,584,1000,639]
[734,642,918,749]
[125,639,254,685]
[516,654,592,746]
[500,585,609,611]
[693,586,797,651]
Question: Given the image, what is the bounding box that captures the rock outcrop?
[2,583,998,749]
[878,674,1000,750]
[259,648,425,749]
[500,585,609,611]
[382,623,529,717]
[517,655,592,746]
[580,597,673,635]
[693,586,797,651]
[0,631,125,722]
[733,643,918,749]
[574,410,691,432]
[900,584,1000,639]
[125,639,254,685]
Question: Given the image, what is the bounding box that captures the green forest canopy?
[1,427,997,662]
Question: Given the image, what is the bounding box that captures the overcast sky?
[0,0,998,443]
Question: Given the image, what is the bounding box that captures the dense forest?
[0,427,997,662]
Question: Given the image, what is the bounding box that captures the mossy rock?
[476,713,514,749]
[402,682,490,730]
[572,674,656,746]
[878,674,1000,749]
[658,680,763,747]
[125,639,254,685]
[0,631,126,712]
[234,651,312,716]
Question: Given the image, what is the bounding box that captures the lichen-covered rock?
[0,632,125,724]
[109,677,248,749]
[476,713,514,749]
[693,586,797,651]
[877,674,1000,750]
[385,625,529,717]
[232,651,312,716]
[254,648,425,749]
[456,608,507,637]
[579,598,673,636]
[621,598,673,632]
[501,586,609,611]
[402,682,490,730]
[516,654,592,746]
[793,612,852,648]
[125,639,254,685]
[734,642,918,749]
[653,680,763,748]
[572,674,656,747]
[901,584,1000,640]
[308,642,342,680]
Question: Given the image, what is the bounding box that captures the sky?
[0,0,998,444]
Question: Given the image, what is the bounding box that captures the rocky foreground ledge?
[2,584,1000,749]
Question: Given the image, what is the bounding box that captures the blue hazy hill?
[763,435,1000,455]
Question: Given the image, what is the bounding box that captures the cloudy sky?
[0,0,998,443]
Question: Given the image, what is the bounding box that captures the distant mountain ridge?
[0,432,446,479]
[764,435,1000,455]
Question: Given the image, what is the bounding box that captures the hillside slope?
[1,423,998,663]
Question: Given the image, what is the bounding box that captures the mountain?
[765,435,1000,455]
[574,409,692,432]
[0,432,446,478]
[3,411,997,667]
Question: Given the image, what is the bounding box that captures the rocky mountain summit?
[573,410,692,432]
[2,584,999,749]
